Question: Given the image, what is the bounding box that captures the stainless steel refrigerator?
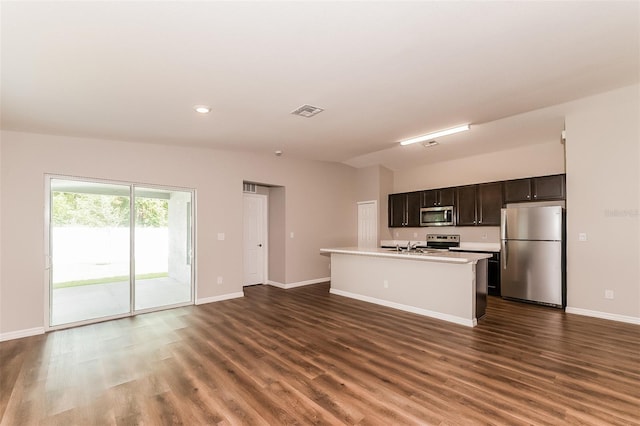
[500,206,565,307]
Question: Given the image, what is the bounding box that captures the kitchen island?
[320,247,491,327]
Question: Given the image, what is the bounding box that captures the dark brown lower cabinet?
[456,250,501,296]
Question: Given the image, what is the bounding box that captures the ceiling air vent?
[243,183,257,193]
[422,140,439,148]
[291,104,324,118]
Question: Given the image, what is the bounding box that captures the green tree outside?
[52,192,168,227]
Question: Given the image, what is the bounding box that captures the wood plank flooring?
[1,283,639,425]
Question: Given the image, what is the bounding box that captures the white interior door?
[358,201,378,248]
[243,194,267,286]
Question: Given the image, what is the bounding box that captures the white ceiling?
[2,1,638,170]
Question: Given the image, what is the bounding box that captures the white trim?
[329,288,477,327]
[267,277,330,289]
[196,292,244,305]
[0,327,45,342]
[565,307,640,325]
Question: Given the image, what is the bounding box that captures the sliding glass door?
[48,177,194,328]
[134,187,192,311]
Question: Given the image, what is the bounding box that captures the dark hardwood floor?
[1,283,639,425]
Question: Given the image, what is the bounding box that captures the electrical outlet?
[217,276,223,285]
[383,280,389,289]
[578,233,587,242]
[395,231,399,237]
[604,290,614,299]
[290,232,295,239]
[217,233,225,241]
[481,233,488,240]
[413,232,418,238]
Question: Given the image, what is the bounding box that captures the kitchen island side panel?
[329,253,476,325]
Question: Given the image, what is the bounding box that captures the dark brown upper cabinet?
[504,174,565,203]
[455,185,478,226]
[388,192,422,227]
[477,182,503,226]
[388,173,564,229]
[532,174,565,201]
[503,178,532,203]
[456,182,502,227]
[422,187,456,207]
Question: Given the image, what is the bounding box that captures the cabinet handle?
[527,195,530,199]
[534,194,537,199]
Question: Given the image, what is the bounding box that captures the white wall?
[393,141,566,193]
[0,131,357,336]
[564,85,639,321]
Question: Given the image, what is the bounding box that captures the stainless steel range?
[425,234,460,251]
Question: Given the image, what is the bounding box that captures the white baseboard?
[329,288,476,327]
[196,292,244,305]
[0,327,45,342]
[565,307,640,325]
[267,277,330,290]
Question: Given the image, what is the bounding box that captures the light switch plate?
[578,233,587,242]
[217,233,225,241]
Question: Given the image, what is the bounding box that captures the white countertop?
[320,247,491,264]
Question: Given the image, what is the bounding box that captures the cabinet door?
[477,182,503,226]
[456,185,477,226]
[388,194,406,227]
[533,174,565,200]
[439,188,456,206]
[504,178,532,203]
[422,190,438,207]
[406,192,422,227]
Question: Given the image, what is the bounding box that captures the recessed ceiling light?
[400,124,470,146]
[193,105,211,114]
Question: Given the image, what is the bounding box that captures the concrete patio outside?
[51,277,191,326]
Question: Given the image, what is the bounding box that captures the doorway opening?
[46,176,195,329]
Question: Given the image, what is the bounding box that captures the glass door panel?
[134,187,192,311]
[50,179,131,326]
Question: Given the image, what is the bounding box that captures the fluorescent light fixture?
[400,124,470,146]
[193,105,212,114]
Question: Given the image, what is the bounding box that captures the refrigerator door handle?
[502,240,508,270]
[501,208,507,240]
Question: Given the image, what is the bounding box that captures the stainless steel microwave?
[420,206,455,226]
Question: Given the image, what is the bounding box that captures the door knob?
[258,244,262,247]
